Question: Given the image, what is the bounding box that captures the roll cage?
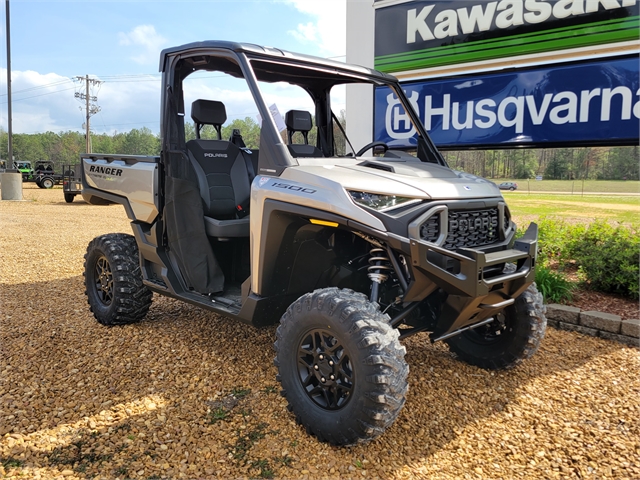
[159,41,446,177]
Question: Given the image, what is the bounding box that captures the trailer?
[31,161,65,188]
[62,164,82,202]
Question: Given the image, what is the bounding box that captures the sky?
[0,0,347,135]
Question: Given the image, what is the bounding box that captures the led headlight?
[348,190,421,212]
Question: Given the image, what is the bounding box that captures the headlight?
[348,190,421,212]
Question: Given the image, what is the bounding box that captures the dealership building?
[345,0,639,151]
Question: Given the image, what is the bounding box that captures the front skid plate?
[408,223,538,336]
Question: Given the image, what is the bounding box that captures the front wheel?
[275,287,408,446]
[84,233,152,325]
[445,283,546,370]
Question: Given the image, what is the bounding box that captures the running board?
[209,295,242,314]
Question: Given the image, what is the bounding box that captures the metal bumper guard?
[409,223,539,341]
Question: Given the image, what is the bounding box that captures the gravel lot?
[1,185,639,480]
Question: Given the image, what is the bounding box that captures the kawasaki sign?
[374,56,639,148]
[374,0,639,72]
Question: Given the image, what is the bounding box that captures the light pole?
[5,0,12,167]
[1,0,22,200]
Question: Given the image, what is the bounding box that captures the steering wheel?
[355,141,389,157]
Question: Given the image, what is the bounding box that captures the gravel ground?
[1,185,639,480]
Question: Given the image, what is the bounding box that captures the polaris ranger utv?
[82,41,545,446]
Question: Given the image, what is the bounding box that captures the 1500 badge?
[271,182,316,194]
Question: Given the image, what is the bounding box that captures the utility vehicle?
[33,160,63,189]
[14,161,34,181]
[81,41,545,446]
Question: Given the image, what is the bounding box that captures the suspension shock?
[368,247,392,303]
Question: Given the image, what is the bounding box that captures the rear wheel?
[41,177,55,189]
[275,287,408,445]
[84,233,152,325]
[445,283,546,370]
[64,193,75,203]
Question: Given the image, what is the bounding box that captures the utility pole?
[74,75,102,154]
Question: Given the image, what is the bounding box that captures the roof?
[159,40,396,82]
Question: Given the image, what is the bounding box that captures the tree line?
[440,146,639,180]
[0,122,637,180]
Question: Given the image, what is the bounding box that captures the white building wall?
[345,0,375,149]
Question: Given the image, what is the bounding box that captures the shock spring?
[368,247,392,302]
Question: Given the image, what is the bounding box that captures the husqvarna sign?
[374,56,639,148]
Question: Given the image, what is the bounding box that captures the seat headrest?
[191,100,226,126]
[285,110,313,133]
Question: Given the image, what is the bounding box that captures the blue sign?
[374,56,640,149]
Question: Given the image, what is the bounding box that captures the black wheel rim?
[297,329,354,410]
[466,311,510,345]
[94,255,114,306]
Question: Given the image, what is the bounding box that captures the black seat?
[285,110,323,158]
[187,100,251,238]
[229,128,258,182]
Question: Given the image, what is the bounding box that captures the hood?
[289,158,502,200]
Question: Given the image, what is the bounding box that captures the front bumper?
[408,222,539,339]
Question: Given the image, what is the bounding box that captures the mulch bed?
[567,287,639,320]
[548,262,638,320]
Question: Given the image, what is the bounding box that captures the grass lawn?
[492,179,640,194]
[505,193,640,224]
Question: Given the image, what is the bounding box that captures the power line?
[94,120,160,128]
[0,78,73,97]
[0,85,77,104]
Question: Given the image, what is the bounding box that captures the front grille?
[419,215,440,243]
[419,207,500,249]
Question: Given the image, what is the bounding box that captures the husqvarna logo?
[204,152,228,158]
[385,91,419,140]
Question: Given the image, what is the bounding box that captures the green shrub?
[534,216,585,265]
[533,218,639,299]
[535,265,575,303]
[567,221,639,299]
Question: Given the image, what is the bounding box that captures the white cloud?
[0,43,345,139]
[0,69,81,133]
[118,25,168,65]
[181,77,314,127]
[94,76,161,134]
[0,69,162,135]
[285,0,346,58]
[290,22,319,43]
